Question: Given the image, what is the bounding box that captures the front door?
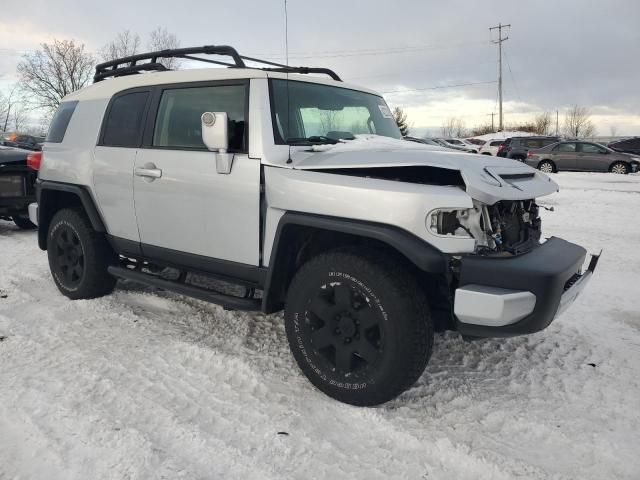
[133,81,261,267]
[577,142,609,172]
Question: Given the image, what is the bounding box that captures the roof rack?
[93,45,342,83]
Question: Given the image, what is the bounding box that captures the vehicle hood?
[291,135,559,204]
[0,146,29,166]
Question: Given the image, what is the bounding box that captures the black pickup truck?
[0,146,37,229]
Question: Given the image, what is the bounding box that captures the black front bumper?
[456,237,598,338]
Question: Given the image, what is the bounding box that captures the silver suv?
[29,46,598,406]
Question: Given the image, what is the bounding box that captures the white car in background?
[478,139,505,156]
[437,138,478,153]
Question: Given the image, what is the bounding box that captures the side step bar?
[107,266,262,311]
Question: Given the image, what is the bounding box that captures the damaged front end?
[429,199,542,255]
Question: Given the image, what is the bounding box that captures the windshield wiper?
[285,136,342,145]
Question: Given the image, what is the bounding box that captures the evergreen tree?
[393,107,410,136]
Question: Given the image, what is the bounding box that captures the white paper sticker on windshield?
[378,104,393,118]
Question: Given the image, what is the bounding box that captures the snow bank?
[1,172,640,479]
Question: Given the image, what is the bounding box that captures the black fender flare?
[261,212,448,313]
[37,181,106,249]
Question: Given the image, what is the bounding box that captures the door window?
[153,85,247,151]
[555,143,577,152]
[524,139,543,148]
[102,91,150,147]
[580,143,606,154]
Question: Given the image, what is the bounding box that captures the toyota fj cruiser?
[29,45,598,406]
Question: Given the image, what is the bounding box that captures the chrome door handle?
[135,167,162,179]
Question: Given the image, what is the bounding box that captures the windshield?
[269,79,401,144]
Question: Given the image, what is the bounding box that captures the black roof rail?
[93,45,342,83]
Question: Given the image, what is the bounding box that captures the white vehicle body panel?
[284,136,559,205]
[93,146,139,241]
[263,166,475,258]
[134,150,261,265]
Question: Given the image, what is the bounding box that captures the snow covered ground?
[1,172,639,480]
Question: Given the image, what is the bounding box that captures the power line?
[381,80,497,94]
[503,50,522,104]
[489,22,511,131]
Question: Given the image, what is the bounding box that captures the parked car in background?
[608,137,640,156]
[435,138,478,153]
[0,146,38,229]
[403,136,442,147]
[526,141,639,174]
[1,133,45,151]
[464,138,486,146]
[497,136,561,160]
[478,139,504,156]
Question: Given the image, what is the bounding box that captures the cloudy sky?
[1,0,639,136]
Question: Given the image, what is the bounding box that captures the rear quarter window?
[46,101,79,143]
[101,91,150,147]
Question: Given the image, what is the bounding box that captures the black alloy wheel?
[52,224,85,289]
[305,281,384,376]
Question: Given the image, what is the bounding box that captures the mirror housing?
[201,112,229,152]
[201,112,234,174]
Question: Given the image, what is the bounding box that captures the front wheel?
[284,249,433,406]
[610,162,629,174]
[47,208,116,299]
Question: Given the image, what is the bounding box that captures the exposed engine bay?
[431,199,542,255]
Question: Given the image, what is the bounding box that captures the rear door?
[93,88,151,245]
[133,80,261,267]
[551,142,578,170]
[577,142,609,172]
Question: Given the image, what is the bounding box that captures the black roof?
[94,45,342,83]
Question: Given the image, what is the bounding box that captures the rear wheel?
[284,249,433,406]
[47,208,116,299]
[538,160,555,173]
[12,215,36,230]
[610,162,629,174]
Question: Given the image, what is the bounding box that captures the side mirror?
[201,112,229,152]
[201,112,234,174]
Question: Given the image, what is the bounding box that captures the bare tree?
[469,123,495,136]
[101,30,141,61]
[609,125,618,137]
[562,105,596,138]
[319,110,342,132]
[505,121,538,133]
[147,27,181,69]
[0,93,8,132]
[17,39,94,112]
[1,84,21,132]
[11,107,28,132]
[534,112,552,135]
[441,117,466,138]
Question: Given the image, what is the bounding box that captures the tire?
[538,160,556,173]
[284,248,433,406]
[12,215,37,230]
[610,162,629,175]
[46,208,116,299]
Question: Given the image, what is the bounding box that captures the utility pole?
[556,110,559,135]
[489,22,511,131]
[487,112,496,132]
